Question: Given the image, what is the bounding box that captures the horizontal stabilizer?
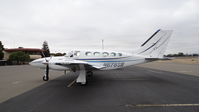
[145,57,173,62]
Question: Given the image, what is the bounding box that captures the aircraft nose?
[29,61,32,65]
[29,59,43,67]
[29,58,47,68]
[29,60,36,66]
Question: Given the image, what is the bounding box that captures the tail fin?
[137,29,173,58]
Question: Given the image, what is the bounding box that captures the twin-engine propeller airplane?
[30,29,173,85]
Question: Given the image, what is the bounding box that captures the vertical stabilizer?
[137,29,173,58]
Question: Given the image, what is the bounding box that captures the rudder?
[137,29,173,58]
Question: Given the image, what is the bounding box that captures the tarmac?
[0,61,199,112]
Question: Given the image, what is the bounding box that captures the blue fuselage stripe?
[81,59,144,63]
[77,57,129,60]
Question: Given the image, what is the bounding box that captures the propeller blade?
[41,51,47,61]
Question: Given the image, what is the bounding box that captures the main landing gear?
[76,65,94,85]
[76,65,86,85]
[87,71,93,77]
[42,64,93,86]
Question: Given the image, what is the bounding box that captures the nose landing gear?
[43,64,49,81]
[43,75,49,81]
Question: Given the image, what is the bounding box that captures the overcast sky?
[0,0,199,54]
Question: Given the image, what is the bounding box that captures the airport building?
[3,48,43,60]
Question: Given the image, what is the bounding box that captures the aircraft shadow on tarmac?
[1,66,199,112]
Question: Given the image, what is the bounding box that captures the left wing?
[55,59,105,70]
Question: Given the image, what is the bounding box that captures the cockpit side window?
[68,51,74,57]
[74,51,80,56]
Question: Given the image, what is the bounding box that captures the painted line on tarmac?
[178,70,192,73]
[125,103,199,107]
[12,81,21,85]
[110,78,148,81]
[147,70,164,74]
[67,79,76,88]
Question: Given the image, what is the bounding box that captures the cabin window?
[118,53,122,56]
[74,51,80,56]
[69,51,74,57]
[94,52,100,56]
[103,52,109,57]
[110,52,116,56]
[85,52,92,56]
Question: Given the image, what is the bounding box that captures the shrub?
[9,51,30,64]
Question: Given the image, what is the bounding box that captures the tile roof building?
[3,48,43,60]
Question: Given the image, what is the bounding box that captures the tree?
[193,54,199,56]
[0,41,4,60]
[9,51,30,64]
[0,52,3,60]
[178,52,184,57]
[42,41,50,57]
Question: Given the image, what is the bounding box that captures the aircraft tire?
[87,71,93,77]
[43,76,49,81]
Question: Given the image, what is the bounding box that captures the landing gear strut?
[43,64,49,81]
[76,65,86,85]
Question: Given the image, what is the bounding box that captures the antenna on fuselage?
[102,39,104,50]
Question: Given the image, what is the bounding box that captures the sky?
[0,0,199,54]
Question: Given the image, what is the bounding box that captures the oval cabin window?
[103,52,109,57]
[85,52,92,56]
[118,53,122,56]
[110,52,116,56]
[94,52,100,56]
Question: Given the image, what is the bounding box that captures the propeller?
[41,51,51,81]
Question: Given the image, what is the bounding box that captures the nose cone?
[29,61,33,66]
[29,58,45,68]
[29,60,38,66]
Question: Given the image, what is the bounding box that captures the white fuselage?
[30,50,147,71]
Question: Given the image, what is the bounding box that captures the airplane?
[29,29,173,85]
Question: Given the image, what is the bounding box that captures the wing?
[55,59,105,70]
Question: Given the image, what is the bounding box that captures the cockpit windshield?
[65,51,80,58]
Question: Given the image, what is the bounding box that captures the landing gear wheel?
[43,76,49,81]
[87,71,93,77]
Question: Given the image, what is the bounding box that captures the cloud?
[0,0,199,54]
